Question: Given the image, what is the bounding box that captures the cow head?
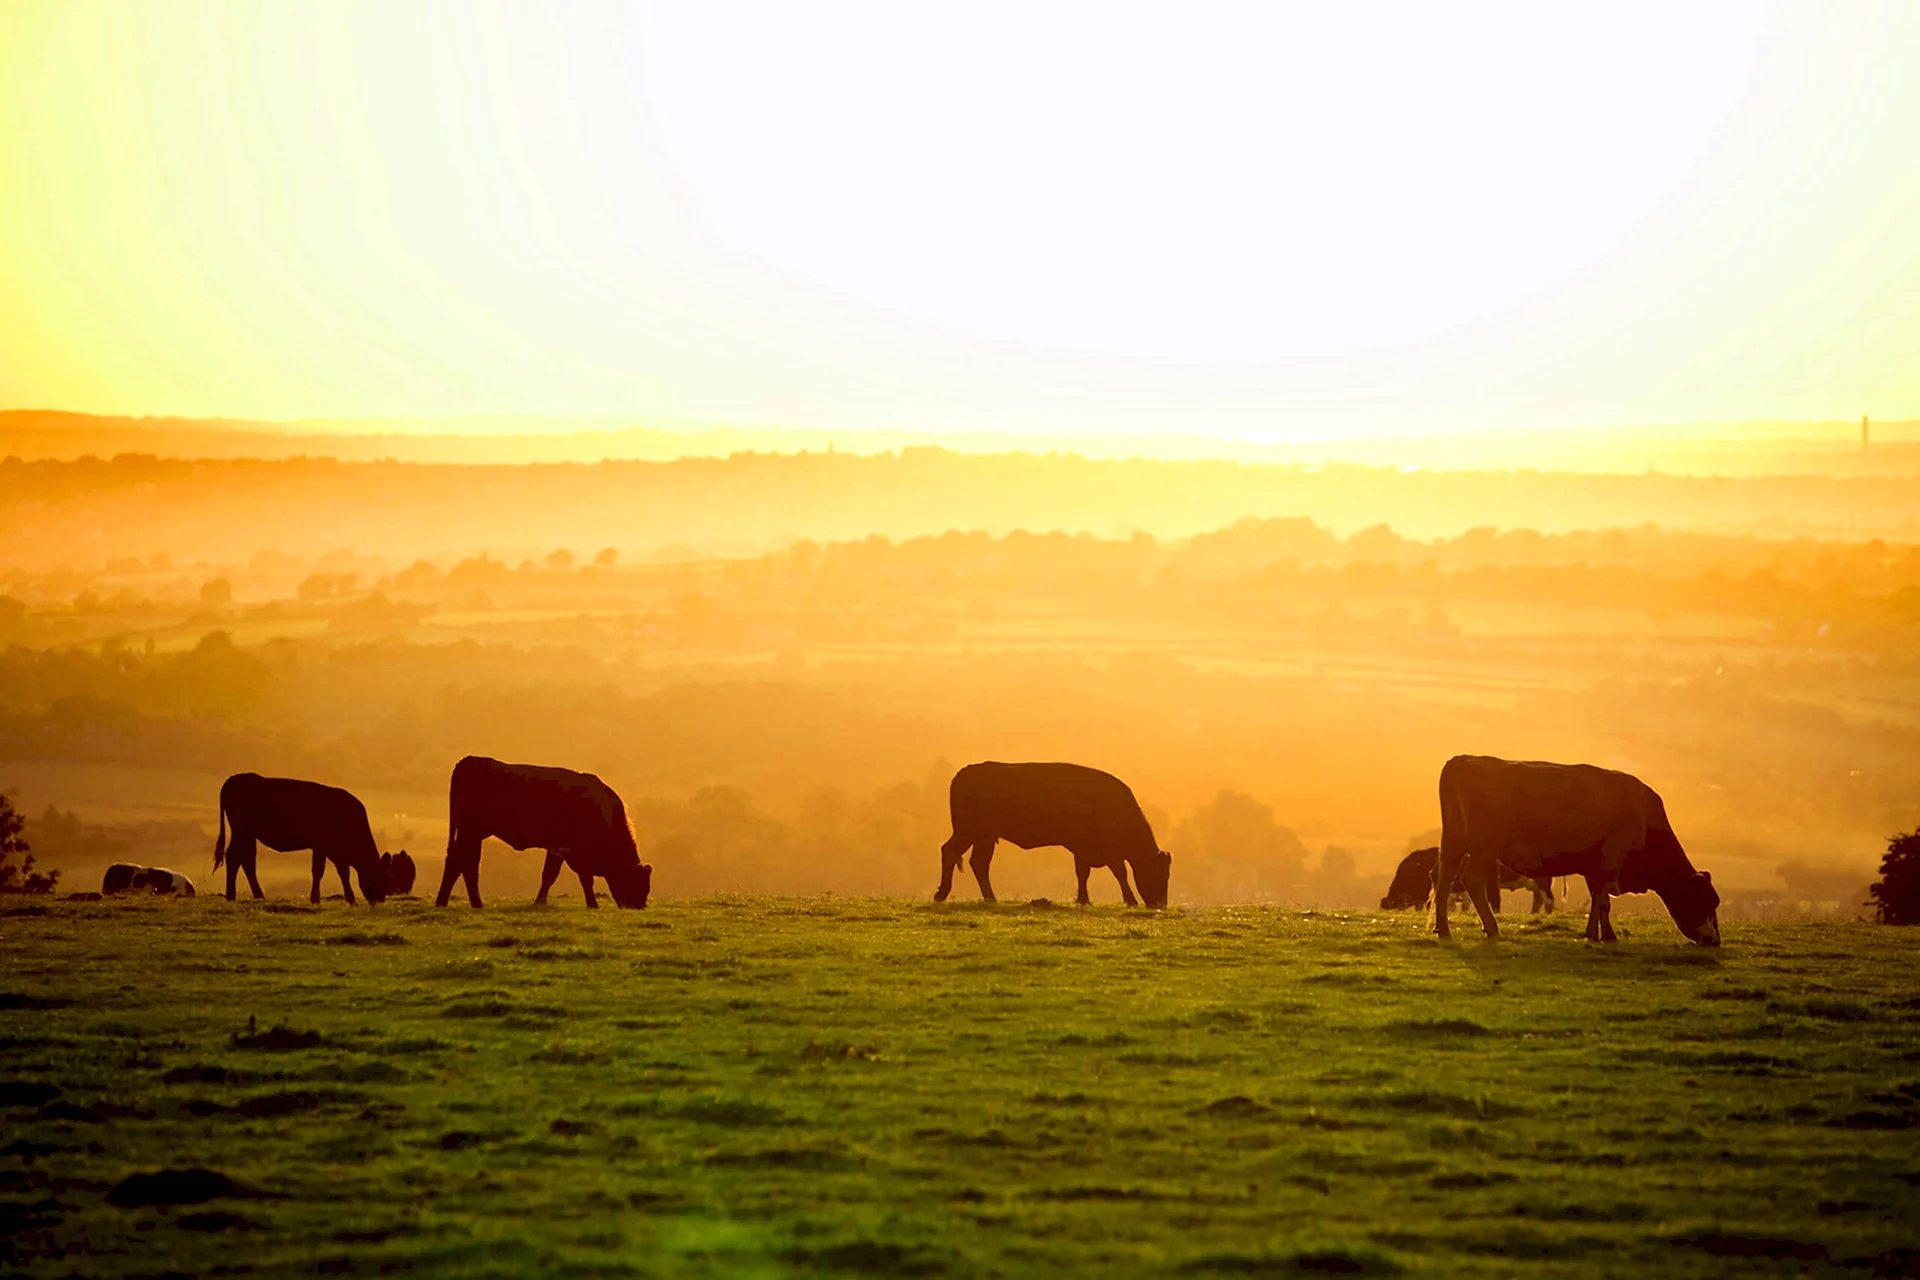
[1662,869,1720,946]
[358,855,391,906]
[606,861,653,909]
[1131,849,1172,909]
[381,850,418,896]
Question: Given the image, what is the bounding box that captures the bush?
[0,791,59,894]
[1868,829,1920,926]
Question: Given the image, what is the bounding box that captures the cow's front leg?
[935,832,967,902]
[310,852,326,903]
[1074,857,1092,905]
[1110,861,1138,907]
[1582,874,1615,942]
[336,857,357,906]
[535,851,565,905]
[969,838,998,903]
[578,869,599,909]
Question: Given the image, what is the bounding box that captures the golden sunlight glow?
[3,1,1918,436]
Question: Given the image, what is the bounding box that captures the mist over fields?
[3,417,1914,912]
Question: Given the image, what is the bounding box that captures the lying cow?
[436,756,651,909]
[937,761,1172,908]
[213,773,390,906]
[1435,755,1719,945]
[102,864,196,897]
[381,850,417,896]
[1380,846,1554,914]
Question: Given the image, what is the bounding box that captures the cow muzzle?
[1688,918,1721,947]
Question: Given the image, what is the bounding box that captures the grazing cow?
[937,762,1173,908]
[1379,846,1554,914]
[381,850,417,896]
[102,864,196,897]
[437,756,651,909]
[213,773,390,906]
[1435,755,1719,945]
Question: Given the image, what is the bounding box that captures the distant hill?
[3,439,1920,569]
[4,409,1919,476]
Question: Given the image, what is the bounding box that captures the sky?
[1,1,1917,441]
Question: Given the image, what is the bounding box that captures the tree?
[0,791,59,894]
[1868,829,1920,925]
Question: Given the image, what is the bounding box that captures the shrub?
[1868,829,1920,926]
[0,791,59,894]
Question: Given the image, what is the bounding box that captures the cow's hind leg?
[935,831,969,902]
[970,838,998,903]
[1582,874,1615,942]
[1461,861,1500,941]
[240,838,265,899]
[1074,857,1092,905]
[535,851,565,905]
[1433,842,1460,940]
[310,852,327,904]
[437,835,483,909]
[459,845,483,908]
[433,843,461,908]
[226,834,244,902]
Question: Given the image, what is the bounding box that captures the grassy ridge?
[3,898,1917,1277]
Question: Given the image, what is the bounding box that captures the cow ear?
[1701,870,1713,884]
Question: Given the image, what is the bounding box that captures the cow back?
[1441,755,1661,881]
[950,761,1157,856]
[451,756,638,871]
[223,773,379,860]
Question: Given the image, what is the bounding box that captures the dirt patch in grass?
[107,1167,265,1207]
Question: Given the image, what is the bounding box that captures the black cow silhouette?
[436,756,651,909]
[1379,846,1553,913]
[381,850,417,896]
[1436,755,1718,945]
[938,761,1172,908]
[213,773,390,906]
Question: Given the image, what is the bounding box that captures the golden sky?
[2,2,1917,439]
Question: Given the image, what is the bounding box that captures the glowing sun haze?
[2,1,1916,440]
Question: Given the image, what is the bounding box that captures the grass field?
[3,897,1917,1278]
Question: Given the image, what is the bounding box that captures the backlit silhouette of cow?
[1435,755,1718,945]
[938,761,1172,908]
[381,850,417,896]
[213,773,390,906]
[1380,846,1554,914]
[436,756,651,909]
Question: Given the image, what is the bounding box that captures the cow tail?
[213,796,227,871]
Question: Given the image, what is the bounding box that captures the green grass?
[3,897,1917,1278]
